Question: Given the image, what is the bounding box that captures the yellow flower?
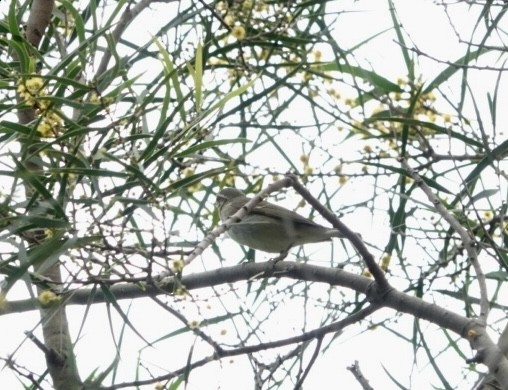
[345,98,355,107]
[175,287,188,297]
[171,259,185,272]
[25,76,44,94]
[224,175,235,187]
[255,1,268,12]
[37,121,53,137]
[231,25,246,40]
[363,145,373,153]
[188,183,202,193]
[224,15,234,27]
[16,82,27,95]
[216,1,227,10]
[0,292,7,310]
[38,290,61,306]
[89,91,100,104]
[327,88,340,99]
[380,254,391,271]
[102,96,115,106]
[188,320,201,330]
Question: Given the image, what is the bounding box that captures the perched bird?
[215,187,343,254]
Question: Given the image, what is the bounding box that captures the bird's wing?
[250,201,322,227]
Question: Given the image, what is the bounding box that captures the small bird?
[215,187,343,254]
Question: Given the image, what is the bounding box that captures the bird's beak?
[215,195,226,211]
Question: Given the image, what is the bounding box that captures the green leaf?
[388,0,414,80]
[13,157,68,220]
[485,271,508,281]
[153,36,187,124]
[163,167,228,191]
[99,284,152,345]
[318,62,402,93]
[363,161,453,195]
[364,116,484,148]
[423,48,490,94]
[14,215,70,229]
[450,138,508,207]
[187,41,203,112]
[206,77,256,114]
[1,37,31,73]
[49,167,129,178]
[172,138,250,158]
[3,234,81,292]
[465,138,508,184]
[0,121,33,136]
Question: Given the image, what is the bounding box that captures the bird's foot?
[270,248,289,263]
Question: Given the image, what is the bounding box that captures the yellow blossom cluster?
[380,254,391,271]
[183,167,203,193]
[339,77,460,159]
[17,76,63,137]
[215,0,286,43]
[38,290,61,307]
[17,76,46,107]
[43,228,54,239]
[170,259,185,273]
[299,153,313,177]
[231,25,246,41]
[36,110,63,138]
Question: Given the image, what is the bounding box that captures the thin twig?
[102,302,380,389]
[347,360,374,390]
[399,157,489,321]
[294,337,323,390]
[94,0,179,84]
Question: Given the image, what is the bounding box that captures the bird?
[215,187,344,255]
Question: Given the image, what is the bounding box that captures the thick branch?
[4,260,508,386]
[2,261,471,335]
[17,1,81,388]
